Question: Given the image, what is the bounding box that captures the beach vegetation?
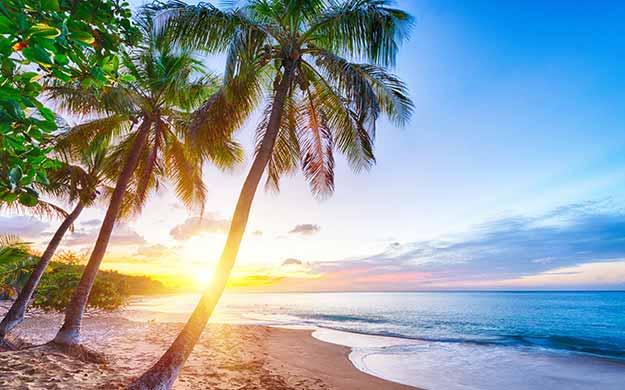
[33,254,170,312]
[0,235,34,299]
[0,247,170,312]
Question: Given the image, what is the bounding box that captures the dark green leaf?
[0,15,13,34]
[18,192,38,207]
[21,46,53,65]
[0,192,18,202]
[41,0,60,11]
[8,167,22,184]
[54,54,69,65]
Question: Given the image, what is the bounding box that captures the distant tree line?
[0,236,170,311]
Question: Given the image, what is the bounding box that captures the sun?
[194,269,214,287]
[179,234,222,287]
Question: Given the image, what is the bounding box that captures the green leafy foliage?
[0,0,138,204]
[32,261,125,311]
[32,261,171,312]
[0,234,35,298]
[0,247,170,311]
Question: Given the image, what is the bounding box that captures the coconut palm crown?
[48,16,241,213]
[157,0,413,196]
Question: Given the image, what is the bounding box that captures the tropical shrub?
[0,246,170,311]
[0,235,35,294]
[32,261,127,311]
[32,258,171,312]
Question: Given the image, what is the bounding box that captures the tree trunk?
[127,62,296,390]
[53,120,151,346]
[0,202,85,339]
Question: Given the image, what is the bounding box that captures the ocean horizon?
[123,291,625,390]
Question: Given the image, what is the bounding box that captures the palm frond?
[280,0,327,33]
[190,59,267,162]
[0,235,32,282]
[150,0,244,52]
[0,235,23,249]
[298,88,335,197]
[45,83,137,117]
[171,71,222,112]
[223,22,270,84]
[96,124,154,217]
[311,48,413,126]
[305,0,413,67]
[46,137,114,207]
[163,133,207,213]
[299,60,375,172]
[97,185,142,220]
[135,120,164,206]
[255,93,301,192]
[0,200,69,222]
[54,114,133,155]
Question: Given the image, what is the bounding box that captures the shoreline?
[0,301,419,389]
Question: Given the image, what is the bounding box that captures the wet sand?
[0,301,418,389]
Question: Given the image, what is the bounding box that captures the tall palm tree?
[0,138,126,345]
[48,13,242,346]
[129,1,413,388]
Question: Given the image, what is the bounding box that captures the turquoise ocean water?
[126,291,625,389]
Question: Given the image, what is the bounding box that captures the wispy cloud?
[288,224,321,236]
[254,202,625,291]
[81,219,102,227]
[376,202,625,285]
[0,216,49,239]
[282,258,303,266]
[64,223,146,247]
[169,214,230,240]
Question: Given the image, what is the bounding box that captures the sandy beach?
[0,301,417,389]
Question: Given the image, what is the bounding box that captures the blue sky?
[3,0,625,290]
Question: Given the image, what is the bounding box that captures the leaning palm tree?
[128,0,413,388]
[0,138,127,346]
[48,13,242,346]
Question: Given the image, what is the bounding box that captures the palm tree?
[0,138,122,345]
[47,12,241,346]
[128,1,413,388]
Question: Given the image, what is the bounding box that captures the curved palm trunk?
[0,202,85,339]
[53,120,151,346]
[127,63,296,390]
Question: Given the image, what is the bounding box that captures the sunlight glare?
[195,269,214,287]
